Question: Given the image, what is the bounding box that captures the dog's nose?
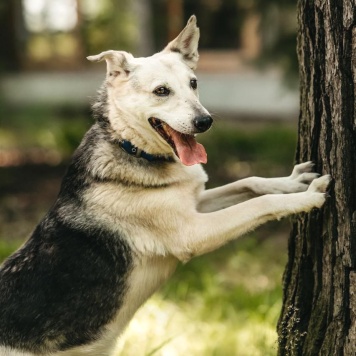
[193,115,213,133]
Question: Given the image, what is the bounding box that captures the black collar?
[117,139,174,163]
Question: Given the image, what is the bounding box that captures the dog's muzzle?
[193,115,213,133]
[148,117,208,166]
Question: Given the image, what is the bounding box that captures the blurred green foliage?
[0,105,91,156]
[201,121,297,187]
[80,0,137,55]
[0,240,19,262]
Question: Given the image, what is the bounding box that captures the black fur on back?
[0,119,133,354]
[0,217,132,353]
[91,81,109,123]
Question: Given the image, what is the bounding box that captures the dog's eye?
[190,79,197,90]
[153,87,170,96]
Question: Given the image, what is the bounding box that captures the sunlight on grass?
[114,296,279,356]
[114,231,287,356]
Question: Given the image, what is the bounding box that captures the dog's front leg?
[174,175,330,261]
[198,162,320,213]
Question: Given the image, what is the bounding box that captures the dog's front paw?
[289,161,320,189]
[307,174,331,193]
[303,174,332,210]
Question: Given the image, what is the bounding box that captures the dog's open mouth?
[148,117,207,166]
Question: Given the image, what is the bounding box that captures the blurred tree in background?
[0,0,25,71]
[255,0,298,82]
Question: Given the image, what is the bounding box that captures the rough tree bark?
[277,1,355,355]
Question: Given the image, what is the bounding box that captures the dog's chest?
[52,256,178,356]
[103,255,178,352]
[120,255,177,344]
[117,255,178,323]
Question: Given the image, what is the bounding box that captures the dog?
[0,15,330,356]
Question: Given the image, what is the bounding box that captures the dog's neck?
[116,139,175,163]
[95,116,175,163]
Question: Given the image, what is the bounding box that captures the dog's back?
[0,124,134,354]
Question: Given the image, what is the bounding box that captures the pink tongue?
[169,130,207,166]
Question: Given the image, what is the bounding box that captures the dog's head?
[88,15,212,166]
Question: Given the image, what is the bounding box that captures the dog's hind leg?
[198,162,320,212]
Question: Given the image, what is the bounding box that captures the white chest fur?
[91,255,179,356]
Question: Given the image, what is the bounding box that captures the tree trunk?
[0,0,25,71]
[131,0,154,56]
[277,1,356,355]
[167,0,183,41]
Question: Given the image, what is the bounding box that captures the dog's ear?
[87,50,134,79]
[163,15,200,70]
